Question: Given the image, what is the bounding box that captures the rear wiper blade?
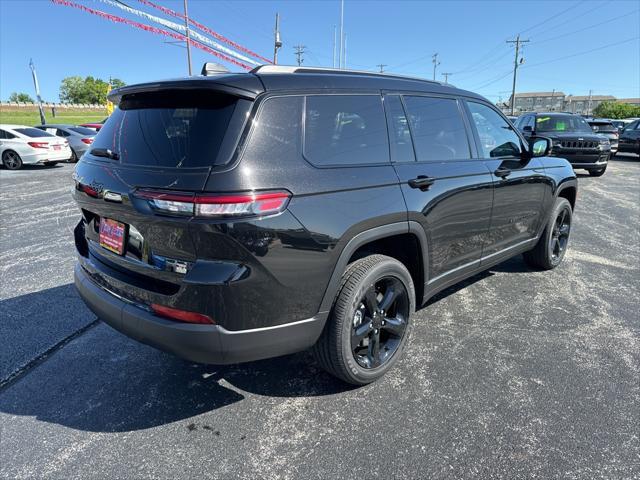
[90,148,120,160]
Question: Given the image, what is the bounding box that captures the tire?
[589,166,606,177]
[68,149,78,163]
[312,254,415,385]
[2,150,23,170]
[523,197,572,270]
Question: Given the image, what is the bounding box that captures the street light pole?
[273,13,282,64]
[28,59,46,125]
[183,0,192,75]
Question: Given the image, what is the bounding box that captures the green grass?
[0,107,107,126]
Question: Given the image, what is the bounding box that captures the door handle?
[408,175,435,190]
[494,167,512,178]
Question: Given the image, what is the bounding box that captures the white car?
[0,124,73,170]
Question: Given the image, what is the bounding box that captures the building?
[618,98,640,106]
[506,92,566,114]
[564,95,616,115]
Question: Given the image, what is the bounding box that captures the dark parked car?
[587,119,618,155]
[514,112,610,176]
[618,119,640,155]
[73,65,577,385]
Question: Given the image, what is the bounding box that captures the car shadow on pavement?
[0,285,352,433]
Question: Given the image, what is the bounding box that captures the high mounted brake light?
[135,190,291,218]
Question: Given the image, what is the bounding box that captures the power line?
[530,9,639,45]
[523,36,639,69]
[518,0,585,35]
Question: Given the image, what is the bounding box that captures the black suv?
[619,119,640,155]
[514,112,610,176]
[73,65,577,385]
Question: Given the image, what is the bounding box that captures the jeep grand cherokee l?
[73,65,577,385]
[515,112,610,176]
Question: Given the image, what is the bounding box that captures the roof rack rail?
[250,65,446,85]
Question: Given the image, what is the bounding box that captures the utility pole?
[28,59,46,125]
[550,89,555,111]
[507,34,529,116]
[432,53,440,81]
[587,89,593,116]
[183,0,192,75]
[442,72,452,84]
[344,34,347,68]
[339,0,344,68]
[273,13,282,64]
[294,44,306,66]
[376,64,387,73]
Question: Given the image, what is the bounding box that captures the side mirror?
[529,137,551,157]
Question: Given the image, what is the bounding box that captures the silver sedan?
[34,124,97,162]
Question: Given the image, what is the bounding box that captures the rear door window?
[384,95,415,163]
[90,90,249,168]
[304,94,389,166]
[402,96,471,161]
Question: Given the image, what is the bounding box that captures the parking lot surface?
[1,157,639,479]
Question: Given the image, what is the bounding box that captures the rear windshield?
[14,128,55,138]
[90,90,246,168]
[69,126,97,135]
[589,122,617,133]
[536,115,592,133]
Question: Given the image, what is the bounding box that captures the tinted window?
[244,95,302,161]
[69,126,97,136]
[535,114,592,133]
[0,129,15,139]
[384,95,415,163]
[403,96,470,161]
[91,90,245,168]
[14,127,55,138]
[591,122,617,133]
[467,102,522,158]
[304,95,389,166]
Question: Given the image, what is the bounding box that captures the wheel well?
[348,233,424,304]
[2,149,18,159]
[558,186,576,210]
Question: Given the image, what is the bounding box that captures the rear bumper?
[74,263,326,364]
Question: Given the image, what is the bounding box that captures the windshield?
[90,90,247,168]
[14,127,55,138]
[589,122,617,133]
[536,115,592,133]
[69,126,98,135]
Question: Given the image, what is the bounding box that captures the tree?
[593,101,640,119]
[59,76,126,104]
[8,92,34,103]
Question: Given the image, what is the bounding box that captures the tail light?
[81,138,94,145]
[28,142,48,149]
[151,304,215,325]
[135,190,291,218]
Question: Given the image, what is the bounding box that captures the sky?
[1,0,639,103]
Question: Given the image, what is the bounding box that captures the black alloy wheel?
[549,207,571,262]
[313,254,415,385]
[351,276,409,369]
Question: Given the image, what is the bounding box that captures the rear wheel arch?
[318,222,428,313]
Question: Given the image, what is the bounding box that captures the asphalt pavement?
[1,156,639,479]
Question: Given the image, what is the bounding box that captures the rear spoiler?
[108,76,264,104]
